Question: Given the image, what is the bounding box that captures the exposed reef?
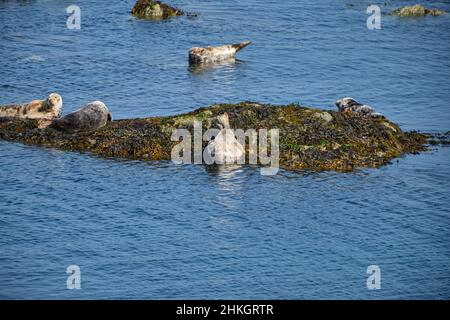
[131,0,183,19]
[0,102,432,172]
[391,4,445,17]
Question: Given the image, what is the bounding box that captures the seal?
[0,93,62,120]
[335,97,383,118]
[50,101,112,131]
[204,113,245,164]
[189,41,252,65]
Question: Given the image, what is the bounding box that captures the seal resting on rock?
[189,41,252,65]
[0,93,62,120]
[335,97,383,118]
[205,113,245,164]
[50,101,112,131]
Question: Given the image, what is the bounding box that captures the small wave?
[22,54,45,63]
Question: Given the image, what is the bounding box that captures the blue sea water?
[0,0,449,299]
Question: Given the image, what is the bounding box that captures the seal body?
[205,113,245,164]
[335,97,383,118]
[51,101,112,131]
[0,93,62,120]
[189,41,251,65]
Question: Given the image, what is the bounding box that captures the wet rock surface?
[131,0,183,19]
[0,102,432,172]
[391,4,445,17]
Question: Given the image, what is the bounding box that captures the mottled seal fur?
[0,93,62,120]
[189,41,252,65]
[335,97,383,118]
[50,101,112,131]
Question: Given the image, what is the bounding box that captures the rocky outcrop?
[0,102,430,172]
[391,4,445,17]
[131,0,183,19]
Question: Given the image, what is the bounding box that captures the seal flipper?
[232,41,252,52]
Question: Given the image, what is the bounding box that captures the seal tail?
[232,41,252,52]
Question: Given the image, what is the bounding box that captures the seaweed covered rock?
[0,102,430,172]
[391,4,445,17]
[131,0,183,19]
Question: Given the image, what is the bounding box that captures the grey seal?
[50,101,112,131]
[204,113,245,164]
[335,97,383,118]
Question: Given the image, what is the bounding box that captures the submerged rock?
[131,0,183,19]
[391,4,445,17]
[428,131,450,146]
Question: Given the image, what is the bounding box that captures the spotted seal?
[0,93,62,120]
[189,41,252,65]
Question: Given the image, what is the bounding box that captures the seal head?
[43,93,62,117]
